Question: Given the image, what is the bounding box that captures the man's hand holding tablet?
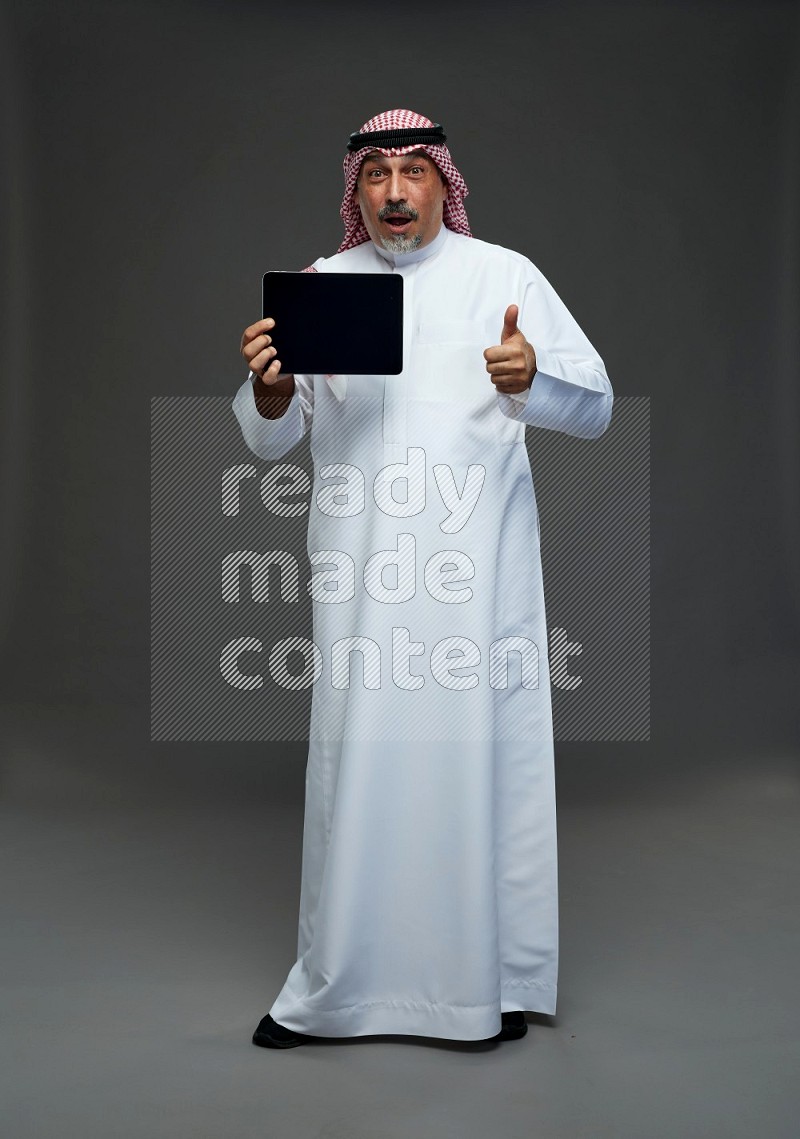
[240,317,295,419]
[240,272,403,419]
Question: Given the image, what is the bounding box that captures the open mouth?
[384,215,413,231]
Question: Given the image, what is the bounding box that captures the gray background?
[1,1,798,1136]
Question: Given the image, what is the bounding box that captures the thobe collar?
[370,221,450,267]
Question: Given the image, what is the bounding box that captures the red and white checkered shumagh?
[302,109,471,272]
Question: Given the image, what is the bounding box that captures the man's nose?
[385,171,405,202]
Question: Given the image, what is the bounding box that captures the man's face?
[354,149,449,254]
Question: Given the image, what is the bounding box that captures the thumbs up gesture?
[483,304,537,394]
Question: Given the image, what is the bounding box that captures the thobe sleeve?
[496,265,613,439]
[232,371,314,461]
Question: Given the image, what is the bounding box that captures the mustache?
[378,204,419,220]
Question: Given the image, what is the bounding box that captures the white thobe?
[233,222,613,1040]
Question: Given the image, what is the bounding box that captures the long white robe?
[233,223,613,1040]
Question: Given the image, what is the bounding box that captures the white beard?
[379,232,423,254]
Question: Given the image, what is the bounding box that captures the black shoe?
[252,1013,314,1049]
[497,1011,528,1040]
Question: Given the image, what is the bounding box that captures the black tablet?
[262,272,404,375]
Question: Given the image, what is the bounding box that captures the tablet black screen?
[262,272,404,376]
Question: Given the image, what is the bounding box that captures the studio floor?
[2,704,798,1139]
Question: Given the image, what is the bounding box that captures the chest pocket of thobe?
[415,319,525,447]
[416,319,493,399]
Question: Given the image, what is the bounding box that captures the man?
[234,109,613,1049]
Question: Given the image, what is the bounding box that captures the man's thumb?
[501,303,519,343]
